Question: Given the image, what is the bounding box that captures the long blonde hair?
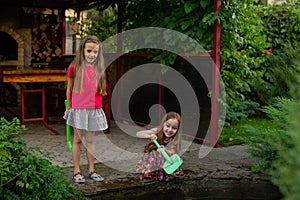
[72,35,107,95]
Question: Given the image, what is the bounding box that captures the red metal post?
[211,0,221,147]
[61,8,66,55]
[41,87,60,135]
[116,1,123,121]
[21,88,25,125]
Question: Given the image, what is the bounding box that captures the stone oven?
[0,6,63,68]
[0,7,32,67]
[0,1,97,68]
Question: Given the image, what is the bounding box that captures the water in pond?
[91,180,282,200]
[128,187,281,200]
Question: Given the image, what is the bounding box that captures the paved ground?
[21,120,282,199]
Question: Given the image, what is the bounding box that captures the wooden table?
[0,69,66,83]
[0,69,67,135]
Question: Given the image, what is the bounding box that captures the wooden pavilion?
[0,0,221,145]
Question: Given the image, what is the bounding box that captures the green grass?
[218,118,277,146]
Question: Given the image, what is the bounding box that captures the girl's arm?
[136,127,158,140]
[160,145,175,155]
[66,77,73,108]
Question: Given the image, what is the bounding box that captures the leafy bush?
[270,101,300,200]
[254,3,300,106]
[218,118,276,147]
[220,1,300,123]
[219,1,268,123]
[244,97,295,172]
[0,117,86,200]
[244,49,300,199]
[74,7,117,41]
[225,99,260,125]
[261,3,300,51]
[268,50,300,200]
[254,48,300,106]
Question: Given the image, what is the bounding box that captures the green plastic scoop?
[153,139,183,174]
[64,100,72,152]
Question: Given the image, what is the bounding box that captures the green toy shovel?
[64,100,72,152]
[153,139,183,174]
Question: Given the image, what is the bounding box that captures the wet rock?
[21,122,282,199]
[62,145,282,199]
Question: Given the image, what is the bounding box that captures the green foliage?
[239,98,294,172]
[218,118,276,147]
[119,0,214,66]
[270,102,300,200]
[220,1,300,123]
[261,3,300,50]
[220,1,269,123]
[225,98,260,124]
[253,3,300,106]
[255,48,300,105]
[0,117,86,200]
[93,0,269,124]
[268,50,300,200]
[290,50,300,100]
[148,0,214,49]
[232,49,300,199]
[246,128,288,172]
[261,97,296,129]
[244,97,295,172]
[110,0,267,123]
[91,0,300,126]
[76,7,118,41]
[256,0,268,5]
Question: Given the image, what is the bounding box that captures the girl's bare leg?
[72,128,82,175]
[85,131,96,173]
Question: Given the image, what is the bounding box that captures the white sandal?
[88,171,104,182]
[73,172,85,183]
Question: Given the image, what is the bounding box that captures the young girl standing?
[64,35,108,183]
[135,112,183,181]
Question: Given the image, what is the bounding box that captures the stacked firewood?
[31,14,62,63]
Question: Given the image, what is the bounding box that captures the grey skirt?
[64,108,108,131]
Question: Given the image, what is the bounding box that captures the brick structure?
[0,26,24,66]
